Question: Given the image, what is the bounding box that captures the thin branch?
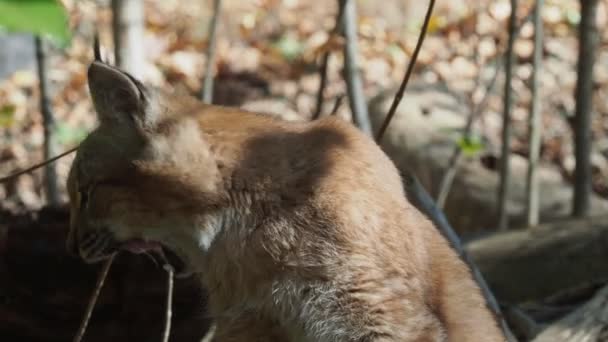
[340,0,372,136]
[162,264,174,342]
[35,36,60,206]
[0,147,78,184]
[497,0,518,231]
[375,0,436,142]
[403,174,517,342]
[436,62,501,209]
[330,95,345,116]
[73,256,115,342]
[435,7,534,209]
[201,324,217,342]
[312,53,332,120]
[201,0,222,103]
[525,0,544,227]
[311,4,345,120]
[436,150,463,210]
[504,305,540,341]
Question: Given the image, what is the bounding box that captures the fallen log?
[465,215,608,302]
[532,284,608,342]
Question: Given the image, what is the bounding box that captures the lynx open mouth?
[120,239,190,277]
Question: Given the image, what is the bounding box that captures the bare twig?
[572,0,600,217]
[504,305,540,341]
[436,7,534,209]
[73,256,115,342]
[340,0,372,135]
[403,174,516,342]
[525,0,544,227]
[312,3,345,120]
[497,0,518,231]
[162,264,174,342]
[436,148,464,210]
[0,147,78,184]
[312,52,332,120]
[436,62,501,209]
[35,36,60,206]
[375,0,436,142]
[201,324,217,342]
[201,0,222,103]
[330,95,345,116]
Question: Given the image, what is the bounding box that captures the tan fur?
[66,61,506,341]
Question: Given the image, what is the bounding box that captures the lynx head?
[66,58,220,270]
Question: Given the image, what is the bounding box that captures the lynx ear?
[87,61,148,125]
[93,32,102,62]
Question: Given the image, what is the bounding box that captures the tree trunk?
[201,0,221,103]
[34,36,59,207]
[312,3,345,120]
[340,0,372,136]
[526,0,543,227]
[532,284,608,342]
[572,0,599,218]
[111,0,145,78]
[498,0,518,230]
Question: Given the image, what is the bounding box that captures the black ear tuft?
[88,61,147,125]
[93,32,102,62]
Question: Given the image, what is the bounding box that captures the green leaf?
[54,122,87,145]
[0,105,16,128]
[386,43,403,59]
[272,35,303,61]
[565,10,580,26]
[457,135,484,157]
[0,0,70,46]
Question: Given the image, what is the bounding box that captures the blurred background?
[1,0,606,217]
[1,0,608,341]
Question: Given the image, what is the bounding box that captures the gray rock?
[0,33,36,80]
[369,83,608,234]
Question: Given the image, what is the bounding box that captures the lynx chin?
[66,59,506,341]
